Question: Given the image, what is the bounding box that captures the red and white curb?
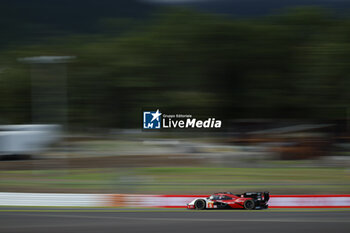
[114,194,350,208]
[0,192,107,207]
[1,192,349,208]
[268,195,350,208]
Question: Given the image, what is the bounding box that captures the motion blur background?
[0,0,350,195]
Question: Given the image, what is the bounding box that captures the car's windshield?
[209,195,233,200]
[220,195,232,200]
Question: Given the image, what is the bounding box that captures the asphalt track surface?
[0,208,349,233]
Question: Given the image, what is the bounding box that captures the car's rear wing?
[237,192,270,203]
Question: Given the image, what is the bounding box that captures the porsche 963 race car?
[187,192,269,210]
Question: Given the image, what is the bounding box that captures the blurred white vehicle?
[0,124,61,158]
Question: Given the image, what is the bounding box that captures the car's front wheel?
[194,199,206,210]
[244,200,255,210]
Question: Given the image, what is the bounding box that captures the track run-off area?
[0,207,349,233]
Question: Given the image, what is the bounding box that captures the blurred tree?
[0,7,349,128]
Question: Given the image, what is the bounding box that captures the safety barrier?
[268,195,350,208]
[0,192,107,207]
[108,194,350,208]
[1,193,350,208]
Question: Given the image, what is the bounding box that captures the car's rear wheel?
[194,199,206,210]
[244,200,255,210]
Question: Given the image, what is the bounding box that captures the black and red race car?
[187,192,269,210]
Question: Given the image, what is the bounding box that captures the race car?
[187,192,269,210]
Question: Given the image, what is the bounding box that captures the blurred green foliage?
[0,7,350,127]
[0,167,349,194]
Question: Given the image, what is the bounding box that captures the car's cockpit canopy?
[209,194,233,200]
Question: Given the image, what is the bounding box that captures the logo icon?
[143,109,162,129]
